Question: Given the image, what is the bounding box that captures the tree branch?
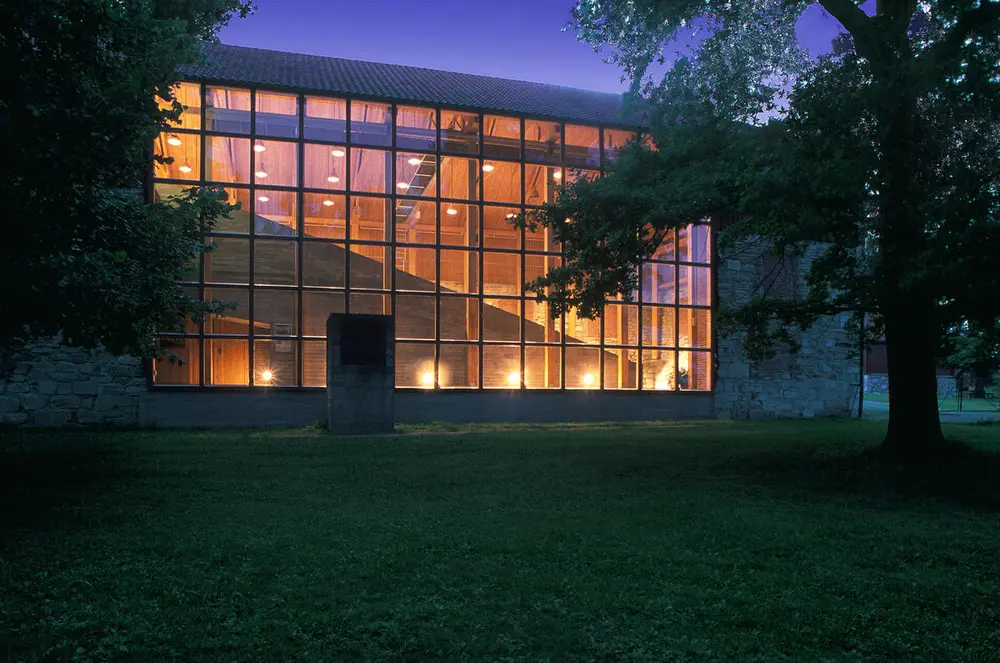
[819,0,874,56]
[919,1,1000,75]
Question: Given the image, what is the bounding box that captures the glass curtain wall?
[152,84,712,391]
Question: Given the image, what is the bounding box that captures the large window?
[152,85,712,391]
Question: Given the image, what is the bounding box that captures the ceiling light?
[505,213,515,220]
[257,195,269,203]
[408,157,421,166]
[446,207,458,216]
[323,199,335,207]
[507,371,520,386]
[167,136,183,147]
[327,175,340,183]
[421,371,434,387]
[254,143,266,153]
[255,171,268,178]
[583,373,595,386]
[396,182,409,190]
[553,171,562,180]
[178,164,192,174]
[482,163,495,172]
[261,369,274,383]
[332,149,345,157]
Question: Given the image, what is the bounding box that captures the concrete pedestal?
[326,313,395,435]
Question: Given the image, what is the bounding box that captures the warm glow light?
[482,163,495,172]
[583,373,595,386]
[332,149,345,157]
[257,196,269,203]
[396,182,410,189]
[261,370,274,383]
[553,171,562,180]
[446,207,458,216]
[421,371,434,387]
[408,157,421,166]
[322,199,335,207]
[167,137,183,147]
[255,170,268,178]
[253,143,266,153]
[505,213,515,220]
[327,175,340,183]
[508,371,520,386]
[178,164,192,173]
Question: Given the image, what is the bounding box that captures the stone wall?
[864,373,957,399]
[715,241,860,419]
[0,340,144,427]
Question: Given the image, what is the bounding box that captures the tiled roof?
[180,43,645,129]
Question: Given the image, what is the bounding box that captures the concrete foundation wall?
[715,242,860,419]
[0,340,144,427]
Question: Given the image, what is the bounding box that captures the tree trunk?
[882,297,947,459]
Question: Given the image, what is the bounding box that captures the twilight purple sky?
[219,1,853,94]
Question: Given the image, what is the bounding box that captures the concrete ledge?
[140,390,714,427]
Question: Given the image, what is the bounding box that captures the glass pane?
[207,338,249,386]
[566,168,599,184]
[205,287,250,334]
[484,115,520,159]
[255,92,298,138]
[682,351,712,391]
[642,349,676,391]
[349,243,390,290]
[566,347,601,389]
[642,306,676,347]
[303,144,347,190]
[396,247,436,292]
[441,110,479,155]
[253,339,296,386]
[642,263,676,304]
[395,153,437,197]
[254,239,297,286]
[254,189,297,237]
[565,309,600,345]
[524,213,560,252]
[524,345,561,389]
[304,97,346,142]
[303,194,346,240]
[525,119,561,163]
[350,292,391,315]
[603,129,637,162]
[395,200,436,245]
[351,148,388,193]
[523,299,561,343]
[152,337,200,385]
[396,294,435,340]
[483,297,520,342]
[678,224,711,264]
[440,203,479,247]
[351,101,391,146]
[302,340,327,387]
[206,136,251,183]
[484,206,520,250]
[439,297,478,340]
[440,157,479,200]
[440,250,478,294]
[652,230,675,261]
[483,345,521,389]
[604,348,638,389]
[205,236,249,284]
[396,106,436,151]
[524,254,560,287]
[679,266,711,306]
[211,187,251,234]
[482,160,521,204]
[253,139,297,187]
[439,344,478,388]
[159,82,201,130]
[302,291,345,337]
[525,165,562,206]
[302,242,347,287]
[350,196,389,242]
[154,132,200,181]
[604,304,638,346]
[396,342,436,388]
[483,252,520,296]
[254,288,298,335]
[564,124,600,168]
[679,308,712,349]
[206,87,251,133]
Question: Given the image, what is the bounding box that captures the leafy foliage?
[0,0,252,356]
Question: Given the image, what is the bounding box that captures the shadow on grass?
[732,439,1000,511]
[0,430,125,536]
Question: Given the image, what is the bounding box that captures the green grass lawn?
[864,392,1000,412]
[3,421,1000,661]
